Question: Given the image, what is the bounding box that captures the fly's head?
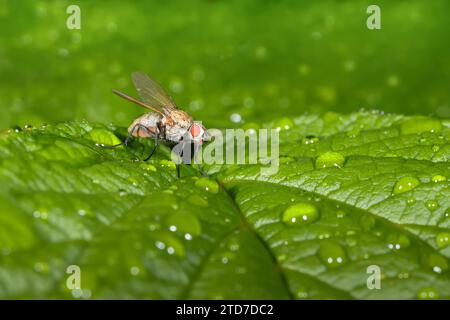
[188,121,207,144]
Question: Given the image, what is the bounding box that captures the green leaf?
[0,111,449,299]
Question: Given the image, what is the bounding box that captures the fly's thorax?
[162,110,193,142]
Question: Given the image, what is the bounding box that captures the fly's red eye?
[190,124,202,137]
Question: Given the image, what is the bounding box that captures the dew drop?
[34,262,48,273]
[346,128,360,138]
[406,197,416,206]
[118,189,128,197]
[431,175,447,183]
[165,213,202,238]
[360,215,376,231]
[336,210,347,219]
[140,163,157,172]
[78,209,87,217]
[187,194,208,207]
[274,117,294,131]
[318,242,347,268]
[417,287,439,300]
[444,208,450,220]
[230,113,242,123]
[435,232,450,248]
[159,160,176,170]
[315,151,345,169]
[195,178,219,194]
[130,266,140,276]
[302,135,319,145]
[425,253,448,274]
[425,200,439,212]
[282,203,320,226]
[386,233,410,250]
[296,289,309,299]
[153,232,185,257]
[400,118,442,135]
[432,145,441,152]
[392,176,420,195]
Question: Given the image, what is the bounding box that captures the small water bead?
[230,113,242,123]
[71,289,83,299]
[431,175,446,183]
[425,253,449,274]
[118,189,128,197]
[282,203,320,226]
[435,232,450,248]
[345,236,358,247]
[417,287,439,300]
[195,178,219,194]
[318,242,347,268]
[86,128,121,146]
[140,163,157,172]
[165,213,202,239]
[392,176,420,195]
[360,215,376,231]
[274,117,294,131]
[296,289,309,299]
[188,194,208,207]
[34,262,49,273]
[279,156,295,164]
[431,145,440,152]
[336,210,347,219]
[227,237,240,252]
[386,233,411,250]
[153,232,185,257]
[159,160,176,169]
[400,118,442,135]
[302,135,320,145]
[346,128,360,138]
[315,152,345,169]
[406,198,416,206]
[425,200,439,212]
[33,209,48,220]
[444,208,450,220]
[130,266,140,276]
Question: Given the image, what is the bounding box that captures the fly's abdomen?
[128,113,161,137]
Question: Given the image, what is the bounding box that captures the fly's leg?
[193,143,208,176]
[175,141,186,179]
[144,121,164,161]
[176,163,181,178]
[144,134,159,161]
[99,124,146,149]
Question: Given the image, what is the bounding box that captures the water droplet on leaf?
[393,176,420,194]
[436,232,450,248]
[315,152,345,168]
[282,203,320,226]
[425,200,439,212]
[318,242,347,268]
[195,178,219,194]
[431,175,446,183]
[417,287,439,300]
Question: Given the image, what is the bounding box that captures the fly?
[100,72,207,177]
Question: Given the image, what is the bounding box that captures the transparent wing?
[131,72,178,111]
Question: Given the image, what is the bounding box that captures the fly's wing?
[132,72,178,113]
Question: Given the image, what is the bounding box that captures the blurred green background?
[0,0,449,130]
